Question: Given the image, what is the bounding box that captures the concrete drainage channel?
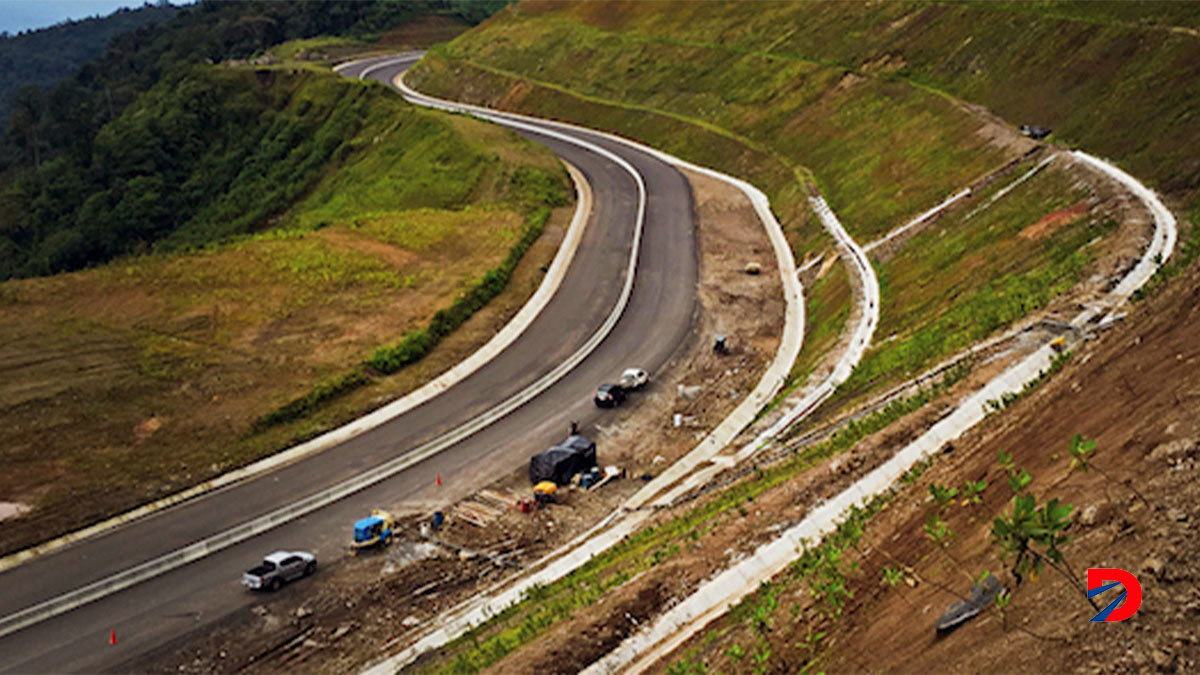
[356,62,884,673]
[586,149,1178,675]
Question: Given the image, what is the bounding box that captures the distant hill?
[0,0,510,281]
[0,3,180,126]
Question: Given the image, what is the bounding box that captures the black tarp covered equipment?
[529,434,597,485]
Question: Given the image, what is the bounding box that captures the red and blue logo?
[1087,568,1142,622]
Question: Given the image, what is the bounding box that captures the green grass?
[399,4,1197,667]
[0,63,572,557]
[268,36,370,61]
[421,365,969,672]
[408,56,825,257]
[416,11,1007,241]
[826,163,1111,411]
[761,261,852,417]
[527,1,1198,201]
[413,27,1117,431]
[680,452,937,675]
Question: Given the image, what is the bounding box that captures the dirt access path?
[127,168,786,673]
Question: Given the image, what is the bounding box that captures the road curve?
[0,58,699,673]
[588,150,1179,675]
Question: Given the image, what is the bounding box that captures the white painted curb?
[384,59,884,512]
[361,58,833,675]
[0,122,593,579]
[636,195,881,511]
[0,71,660,640]
[589,152,1179,675]
[1070,151,1176,309]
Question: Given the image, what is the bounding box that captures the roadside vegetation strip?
[253,200,561,432]
[0,158,591,577]
[587,153,1179,675]
[0,101,649,639]
[360,60,862,673]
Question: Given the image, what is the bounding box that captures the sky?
[0,0,161,36]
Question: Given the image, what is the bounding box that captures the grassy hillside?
[396,6,1196,668]
[409,0,1167,413]
[0,65,571,556]
[478,0,1200,203]
[411,8,1009,244]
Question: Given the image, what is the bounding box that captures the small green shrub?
[251,367,372,431]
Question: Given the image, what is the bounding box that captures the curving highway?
[0,56,700,673]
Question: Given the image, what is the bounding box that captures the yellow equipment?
[532,481,558,505]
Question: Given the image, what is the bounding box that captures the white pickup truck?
[241,550,316,591]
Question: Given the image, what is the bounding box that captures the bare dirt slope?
[656,255,1200,673]
[818,261,1200,673]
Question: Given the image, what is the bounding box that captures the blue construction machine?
[350,509,395,553]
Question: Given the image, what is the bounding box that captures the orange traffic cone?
[109,628,118,645]
[435,473,442,487]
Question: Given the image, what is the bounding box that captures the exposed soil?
[427,139,1174,674]
[810,260,1200,674]
[1020,198,1091,241]
[127,167,786,673]
[0,203,571,557]
[648,252,1200,673]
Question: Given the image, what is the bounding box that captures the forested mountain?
[0,3,180,127]
[0,0,507,281]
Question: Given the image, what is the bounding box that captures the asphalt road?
[0,57,699,673]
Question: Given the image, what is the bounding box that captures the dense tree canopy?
[0,0,510,280]
[0,3,179,128]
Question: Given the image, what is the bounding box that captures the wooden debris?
[478,489,519,509]
[452,499,504,527]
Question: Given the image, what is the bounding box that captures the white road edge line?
[0,72,653,639]
[365,58,882,673]
[0,160,590,576]
[389,67,881,510]
[589,150,1177,675]
[0,55,584,579]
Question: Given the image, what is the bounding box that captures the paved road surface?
[0,56,699,673]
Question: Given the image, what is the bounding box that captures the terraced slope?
[396,3,1197,671]
[407,0,1188,421]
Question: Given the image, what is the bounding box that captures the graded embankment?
[0,65,572,557]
